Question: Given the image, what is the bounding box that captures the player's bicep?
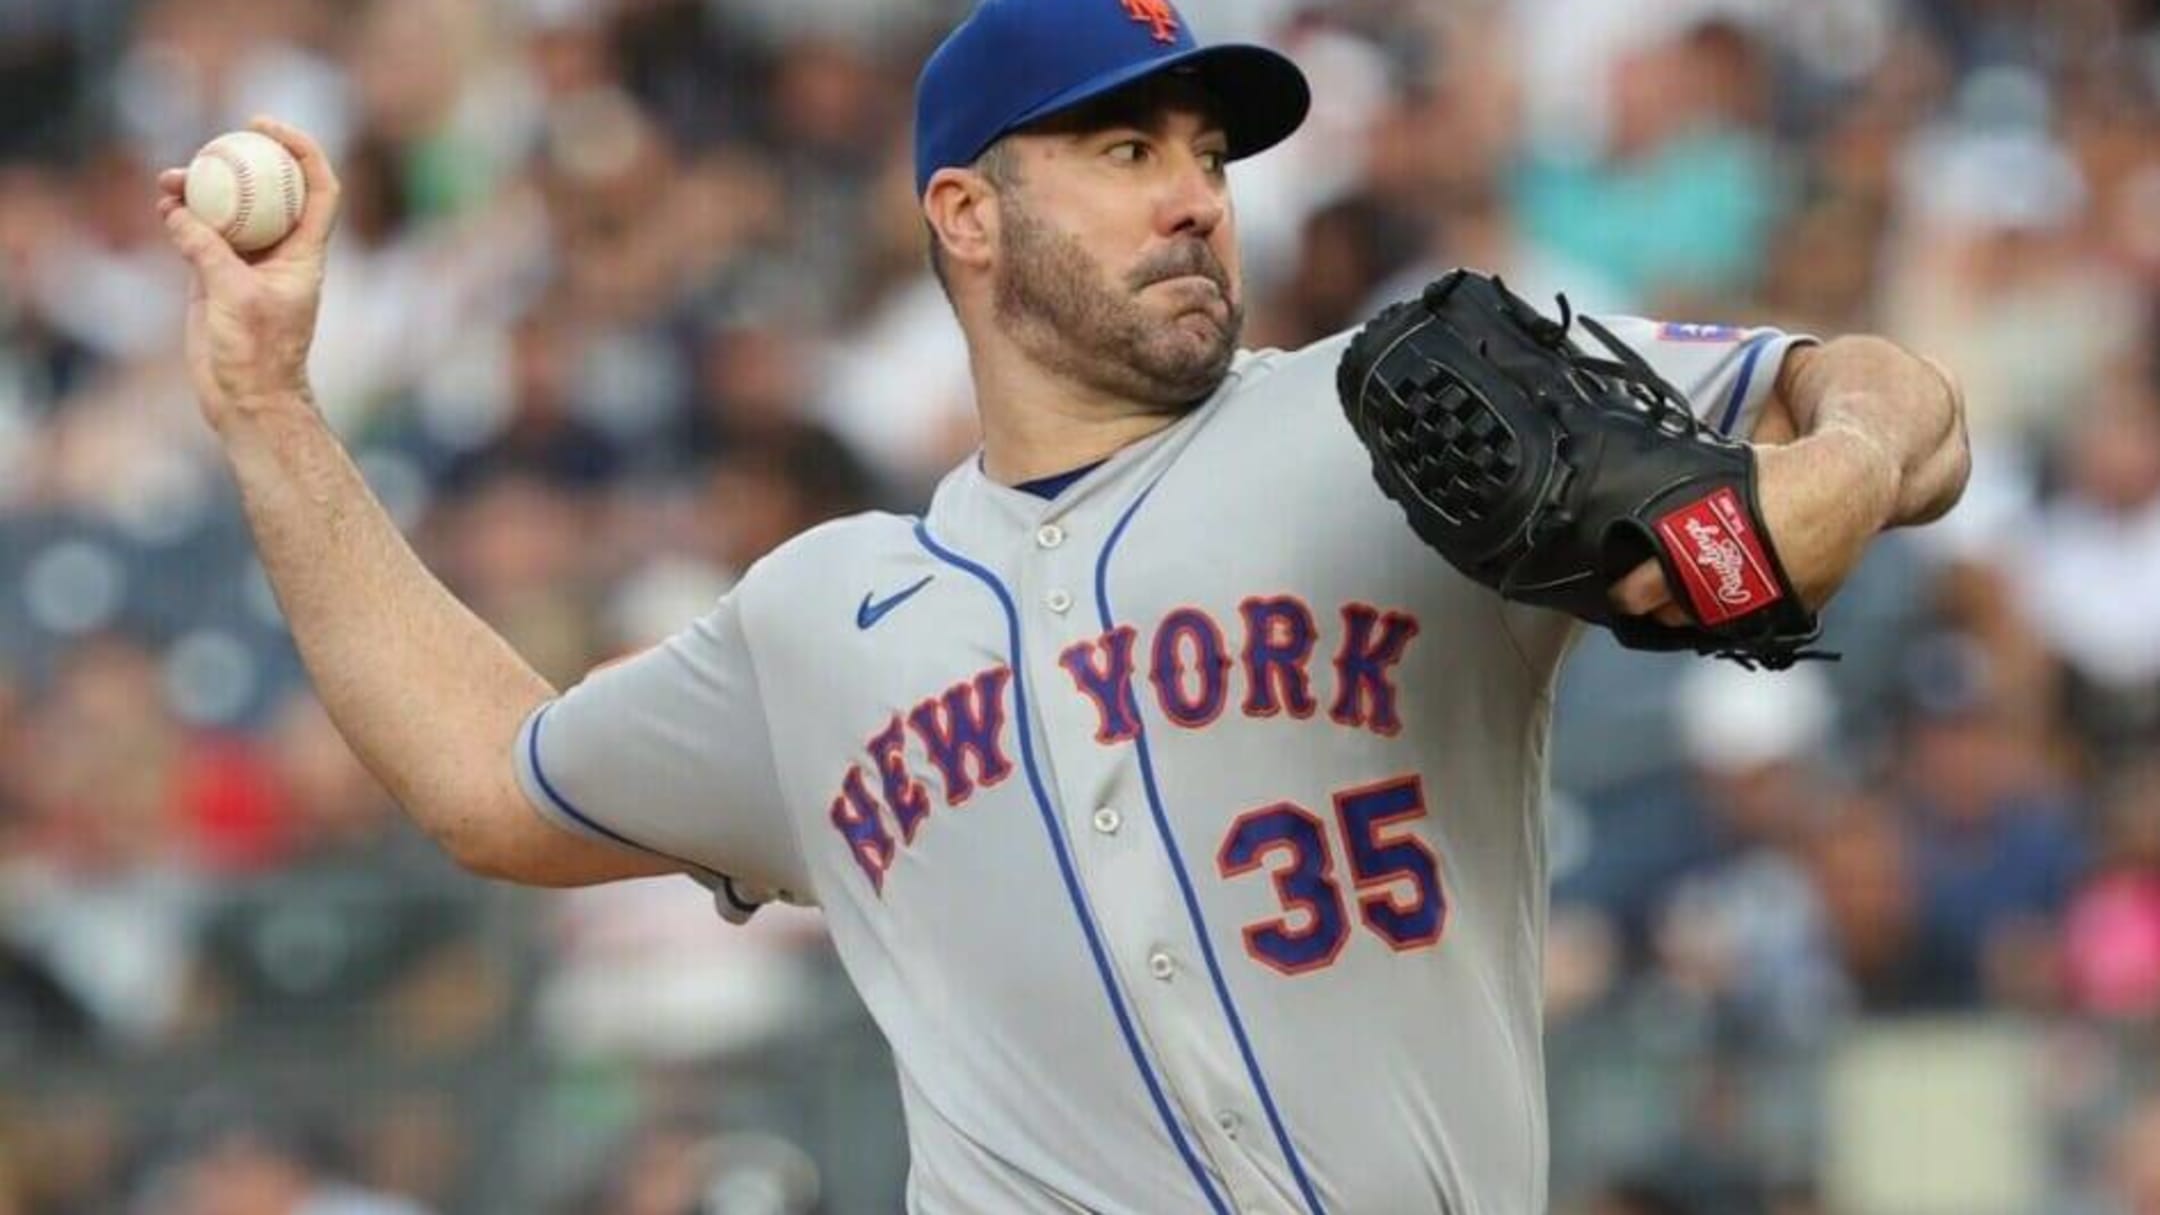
[511,592,806,903]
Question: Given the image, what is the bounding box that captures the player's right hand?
[155,116,341,432]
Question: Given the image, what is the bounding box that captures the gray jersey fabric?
[514,318,1810,1214]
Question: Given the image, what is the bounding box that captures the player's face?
[991,93,1244,412]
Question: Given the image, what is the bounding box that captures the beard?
[992,194,1244,412]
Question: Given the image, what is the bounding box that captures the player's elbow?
[1904,417,1972,527]
[392,773,543,883]
[1899,352,1972,527]
[422,787,679,888]
[419,795,535,883]
[432,819,593,887]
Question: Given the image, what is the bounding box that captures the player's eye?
[1106,140,1150,165]
[1198,147,1229,175]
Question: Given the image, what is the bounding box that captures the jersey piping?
[1717,333,1776,434]
[1096,478,1330,1215]
[526,702,716,881]
[912,518,1233,1215]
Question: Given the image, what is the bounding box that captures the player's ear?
[924,166,999,275]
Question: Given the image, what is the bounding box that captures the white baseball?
[184,131,307,254]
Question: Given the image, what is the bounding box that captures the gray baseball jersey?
[515,316,1809,1214]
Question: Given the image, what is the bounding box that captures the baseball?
[184,131,306,254]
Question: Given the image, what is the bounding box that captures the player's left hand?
[1340,269,1826,668]
[1607,436,1892,626]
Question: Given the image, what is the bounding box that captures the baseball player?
[153,0,1969,1211]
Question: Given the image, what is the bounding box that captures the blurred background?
[0,0,2156,1211]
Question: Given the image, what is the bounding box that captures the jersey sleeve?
[1579,318,1816,441]
[512,590,806,921]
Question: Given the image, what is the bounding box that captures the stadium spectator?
[136,1117,436,1215]
[2063,759,2160,1020]
[1893,632,2090,1008]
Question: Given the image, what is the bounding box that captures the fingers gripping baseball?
[155,116,342,428]
[249,116,342,254]
[159,196,247,287]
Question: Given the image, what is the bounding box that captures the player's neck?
[979,409,1179,486]
[972,353,1183,487]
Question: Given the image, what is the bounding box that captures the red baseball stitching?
[204,143,256,245]
[275,151,301,232]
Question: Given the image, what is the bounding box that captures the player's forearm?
[1775,336,1970,528]
[215,391,561,871]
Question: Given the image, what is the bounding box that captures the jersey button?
[1147,951,1176,980]
[1035,524,1065,550]
[1091,806,1121,834]
[1045,589,1073,614]
[1215,1111,1241,1139]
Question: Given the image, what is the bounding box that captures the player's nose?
[1155,152,1226,240]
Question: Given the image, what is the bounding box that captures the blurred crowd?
[0,0,2157,1211]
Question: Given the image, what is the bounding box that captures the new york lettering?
[828,597,1420,892]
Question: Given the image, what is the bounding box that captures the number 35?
[1215,776,1447,975]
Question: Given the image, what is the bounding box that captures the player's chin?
[1176,308,1240,364]
[1130,325,1237,405]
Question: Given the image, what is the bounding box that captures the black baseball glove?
[1336,268,1826,669]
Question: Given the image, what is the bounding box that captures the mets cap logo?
[1121,0,1180,44]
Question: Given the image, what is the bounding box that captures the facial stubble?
[992,192,1243,412]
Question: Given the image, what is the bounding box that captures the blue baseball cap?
[914,0,1312,197]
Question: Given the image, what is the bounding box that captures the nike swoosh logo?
[857,576,935,630]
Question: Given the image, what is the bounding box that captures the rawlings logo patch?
[1121,0,1180,43]
[1655,487,1782,626]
